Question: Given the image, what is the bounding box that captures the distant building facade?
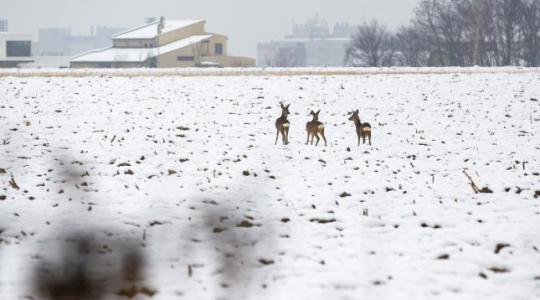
[37,26,126,56]
[37,28,71,55]
[71,18,254,68]
[0,32,33,67]
[257,15,353,67]
[0,19,8,32]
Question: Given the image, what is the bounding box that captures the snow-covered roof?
[71,34,213,62]
[112,20,204,40]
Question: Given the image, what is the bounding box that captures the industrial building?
[257,15,353,67]
[37,26,126,56]
[0,32,33,68]
[71,18,254,68]
[0,18,8,32]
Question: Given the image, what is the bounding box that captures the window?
[6,41,31,57]
[215,43,223,55]
[177,56,195,61]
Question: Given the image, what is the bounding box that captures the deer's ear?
[280,102,284,108]
[317,110,321,114]
[310,110,314,114]
[286,104,290,109]
[356,109,359,113]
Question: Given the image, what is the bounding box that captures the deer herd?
[275,102,372,146]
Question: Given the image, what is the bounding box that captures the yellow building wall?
[207,34,228,56]
[155,33,254,68]
[158,22,206,46]
[157,44,199,68]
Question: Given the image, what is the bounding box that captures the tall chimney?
[158,16,165,34]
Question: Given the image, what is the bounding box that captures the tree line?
[346,0,540,67]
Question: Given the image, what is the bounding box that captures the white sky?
[0,0,421,57]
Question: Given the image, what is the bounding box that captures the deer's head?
[348,110,360,122]
[310,110,321,121]
[280,102,290,117]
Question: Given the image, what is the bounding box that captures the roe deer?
[348,110,371,146]
[305,110,327,146]
[275,102,290,145]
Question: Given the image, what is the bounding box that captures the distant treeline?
[346,0,540,67]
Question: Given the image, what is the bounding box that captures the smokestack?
[158,16,165,34]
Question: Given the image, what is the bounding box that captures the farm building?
[71,18,254,68]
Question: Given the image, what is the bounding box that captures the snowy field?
[0,68,539,300]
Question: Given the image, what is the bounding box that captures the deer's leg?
[315,132,321,146]
[275,130,280,145]
[306,132,310,145]
[320,129,327,146]
[357,134,361,147]
[285,127,290,145]
[368,132,371,145]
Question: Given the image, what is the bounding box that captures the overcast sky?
[1,0,421,57]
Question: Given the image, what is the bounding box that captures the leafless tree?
[519,0,540,66]
[346,20,395,67]
[495,0,523,65]
[350,0,540,67]
[395,24,430,66]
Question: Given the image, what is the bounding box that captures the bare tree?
[495,0,523,65]
[415,0,446,66]
[354,0,538,67]
[395,24,430,66]
[519,0,540,66]
[346,20,395,67]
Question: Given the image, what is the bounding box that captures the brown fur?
[305,110,327,146]
[348,110,371,146]
[275,102,290,145]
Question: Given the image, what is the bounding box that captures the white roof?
[71,34,213,62]
[113,20,204,40]
[0,32,33,41]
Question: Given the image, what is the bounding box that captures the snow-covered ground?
[0,69,539,300]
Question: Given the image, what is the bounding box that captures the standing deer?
[306,110,327,146]
[275,102,290,145]
[348,110,371,146]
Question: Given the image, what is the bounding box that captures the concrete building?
[37,26,126,56]
[37,28,71,55]
[0,32,33,67]
[0,19,8,32]
[257,15,354,67]
[71,18,254,68]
